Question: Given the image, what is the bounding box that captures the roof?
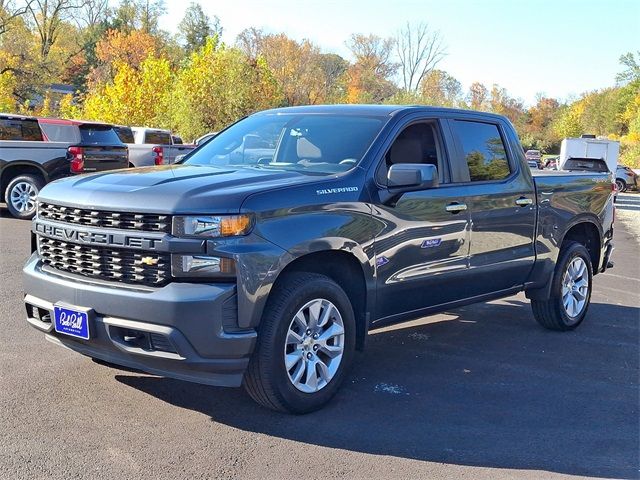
[48,83,75,94]
[37,117,112,127]
[0,112,39,120]
[253,104,506,120]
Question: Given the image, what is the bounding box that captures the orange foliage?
[95,29,159,71]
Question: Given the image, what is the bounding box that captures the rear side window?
[145,131,172,145]
[39,123,80,142]
[0,118,43,141]
[79,125,122,144]
[114,126,135,143]
[453,120,511,182]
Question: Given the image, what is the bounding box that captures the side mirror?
[387,163,439,193]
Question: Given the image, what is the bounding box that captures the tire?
[243,272,356,413]
[615,178,627,193]
[531,241,593,331]
[4,174,45,220]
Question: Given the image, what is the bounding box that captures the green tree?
[178,2,220,54]
[616,51,640,85]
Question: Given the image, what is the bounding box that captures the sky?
[159,0,639,106]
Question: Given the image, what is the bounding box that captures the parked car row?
[0,113,194,218]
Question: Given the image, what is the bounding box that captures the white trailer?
[559,137,619,173]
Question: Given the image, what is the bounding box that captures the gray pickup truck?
[23,105,615,413]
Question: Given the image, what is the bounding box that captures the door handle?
[445,202,468,213]
[515,197,533,207]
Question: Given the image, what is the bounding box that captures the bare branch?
[0,0,35,35]
[395,21,447,93]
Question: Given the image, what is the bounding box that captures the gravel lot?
[1,194,638,480]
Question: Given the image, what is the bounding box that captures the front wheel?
[243,273,356,413]
[531,241,593,331]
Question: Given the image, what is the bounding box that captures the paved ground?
[0,194,638,480]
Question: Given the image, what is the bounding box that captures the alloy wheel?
[283,298,345,393]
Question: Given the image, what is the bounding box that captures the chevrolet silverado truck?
[1,114,128,219]
[23,105,615,413]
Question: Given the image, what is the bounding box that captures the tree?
[552,102,584,139]
[420,69,461,106]
[83,54,173,126]
[26,0,85,60]
[91,28,159,83]
[74,0,108,29]
[345,33,397,103]
[317,53,348,103]
[110,0,165,34]
[167,38,282,140]
[137,0,165,34]
[0,0,33,36]
[258,33,329,105]
[346,33,396,79]
[467,81,488,110]
[395,22,446,93]
[0,9,36,103]
[616,51,640,85]
[235,26,263,60]
[488,84,526,130]
[178,2,220,54]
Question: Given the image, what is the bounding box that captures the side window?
[453,120,511,182]
[0,119,43,141]
[39,123,80,142]
[378,122,444,183]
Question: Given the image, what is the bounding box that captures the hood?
[39,165,321,214]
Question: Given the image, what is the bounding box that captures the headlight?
[172,214,253,238]
[171,254,236,278]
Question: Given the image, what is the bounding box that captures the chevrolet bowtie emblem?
[140,256,159,266]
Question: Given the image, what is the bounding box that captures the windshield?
[183,114,386,174]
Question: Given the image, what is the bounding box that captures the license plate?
[53,305,90,340]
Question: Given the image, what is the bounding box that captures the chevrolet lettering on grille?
[35,222,162,250]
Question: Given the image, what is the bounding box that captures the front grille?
[39,237,170,287]
[38,202,171,233]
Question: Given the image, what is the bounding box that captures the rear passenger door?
[448,118,536,297]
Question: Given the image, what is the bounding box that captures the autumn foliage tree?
[83,55,173,127]
[166,37,282,140]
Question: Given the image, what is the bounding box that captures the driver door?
[372,119,471,322]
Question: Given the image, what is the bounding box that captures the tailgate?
[79,144,129,172]
[165,145,195,163]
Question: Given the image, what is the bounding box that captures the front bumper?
[23,253,256,387]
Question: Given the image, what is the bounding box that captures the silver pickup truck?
[114,126,195,167]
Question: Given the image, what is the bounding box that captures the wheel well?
[562,222,601,272]
[275,251,368,350]
[0,165,46,202]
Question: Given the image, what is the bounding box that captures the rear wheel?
[5,174,44,219]
[615,178,627,193]
[531,241,593,331]
[243,273,356,413]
